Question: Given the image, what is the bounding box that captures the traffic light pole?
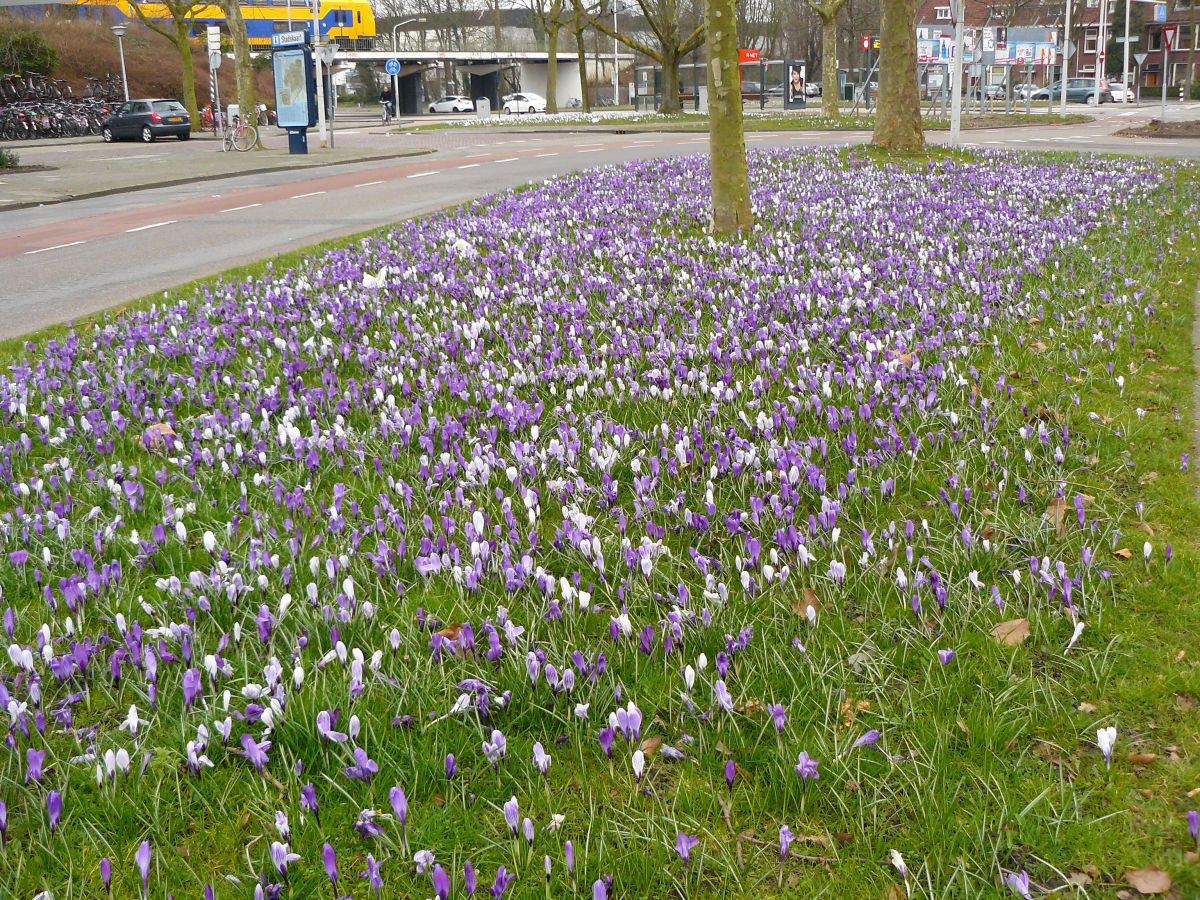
[950,0,964,145]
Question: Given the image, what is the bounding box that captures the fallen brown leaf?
[1126,752,1157,765]
[991,618,1031,646]
[791,587,821,617]
[1125,866,1172,895]
[1047,497,1068,539]
[1113,548,1133,560]
[1078,702,1098,713]
[639,736,662,757]
[833,832,853,845]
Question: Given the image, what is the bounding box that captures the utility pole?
[1061,0,1072,111]
[950,0,964,145]
[1095,0,1108,100]
[612,1,619,103]
[314,0,327,147]
[1122,0,1131,100]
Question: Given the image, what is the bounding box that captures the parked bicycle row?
[1,73,123,107]
[0,98,116,140]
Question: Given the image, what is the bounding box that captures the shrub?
[0,24,57,75]
[0,147,20,169]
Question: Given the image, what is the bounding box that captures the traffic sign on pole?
[209,51,222,70]
[206,25,221,53]
[385,58,401,76]
[1134,51,1148,65]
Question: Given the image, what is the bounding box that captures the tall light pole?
[1095,0,1108,101]
[313,0,327,147]
[612,1,620,103]
[950,0,964,145]
[111,24,129,101]
[1060,0,1072,111]
[1122,0,1131,100]
[392,17,426,52]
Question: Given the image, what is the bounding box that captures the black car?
[101,99,191,143]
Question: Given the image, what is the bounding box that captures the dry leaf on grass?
[991,618,1030,646]
[1046,497,1067,539]
[791,588,821,617]
[1126,752,1157,765]
[1113,548,1133,560]
[639,736,662,757]
[1124,867,1172,895]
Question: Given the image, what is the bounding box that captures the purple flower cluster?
[0,149,1176,895]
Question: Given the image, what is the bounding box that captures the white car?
[428,95,474,114]
[1106,82,1133,102]
[502,92,547,114]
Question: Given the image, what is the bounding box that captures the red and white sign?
[738,48,761,64]
[1163,25,1178,50]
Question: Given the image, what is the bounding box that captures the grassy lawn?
[0,147,1198,900]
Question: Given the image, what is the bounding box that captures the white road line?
[220,203,262,212]
[125,220,176,233]
[95,153,160,161]
[576,148,602,153]
[536,152,559,157]
[24,240,86,255]
[457,163,480,169]
[407,170,439,178]
[336,130,361,135]
[354,180,384,187]
[495,157,518,163]
[290,191,326,199]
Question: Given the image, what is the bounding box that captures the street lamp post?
[392,17,426,52]
[111,24,129,101]
[612,2,619,103]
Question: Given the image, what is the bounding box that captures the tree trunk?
[705,0,753,234]
[820,11,840,118]
[547,22,560,112]
[660,46,681,113]
[220,0,261,148]
[575,21,590,111]
[175,21,199,129]
[871,0,924,149]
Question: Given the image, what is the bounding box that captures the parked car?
[1013,82,1040,100]
[502,92,546,114]
[1107,81,1133,102]
[101,99,190,143]
[428,95,474,114]
[805,81,822,97]
[1029,78,1112,105]
[984,83,1007,100]
[740,80,762,95]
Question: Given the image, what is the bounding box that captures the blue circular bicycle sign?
[385,58,402,76]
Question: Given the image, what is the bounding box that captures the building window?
[1149,29,1162,51]
[1084,29,1097,55]
[935,6,951,20]
[1086,0,1098,7]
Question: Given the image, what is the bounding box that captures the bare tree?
[705,0,752,232]
[589,0,705,113]
[127,0,206,127]
[803,0,850,117]
[217,0,260,148]
[872,0,923,147]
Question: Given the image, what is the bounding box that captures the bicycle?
[221,116,258,151]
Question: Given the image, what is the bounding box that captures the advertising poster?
[785,61,806,108]
[273,48,315,128]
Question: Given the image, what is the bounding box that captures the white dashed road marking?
[125,220,176,233]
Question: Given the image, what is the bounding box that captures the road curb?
[0,149,434,212]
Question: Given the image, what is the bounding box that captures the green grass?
[0,149,1198,899]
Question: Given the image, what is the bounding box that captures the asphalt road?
[1,104,1196,340]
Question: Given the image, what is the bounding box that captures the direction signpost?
[207,26,223,148]
[385,57,401,121]
[1134,50,1148,104]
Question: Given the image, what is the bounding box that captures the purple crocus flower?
[344,746,379,782]
[794,751,819,780]
[464,860,478,896]
[0,799,6,846]
[1004,869,1032,899]
[565,839,575,876]
[360,853,383,900]
[598,727,615,758]
[237,732,271,773]
[1188,809,1198,847]
[415,849,436,874]
[389,784,408,826]
[533,741,552,777]
[135,840,151,899]
[26,747,45,784]
[503,796,520,835]
[432,864,451,900]
[354,808,386,839]
[724,759,736,790]
[445,753,457,780]
[47,789,62,832]
[592,879,607,900]
[100,857,112,894]
[779,825,794,861]
[270,841,300,878]
[852,729,881,750]
[769,703,786,734]
[523,817,535,845]
[489,865,515,898]
[322,842,339,892]
[938,648,955,665]
[674,831,700,865]
[182,668,201,708]
[301,783,319,823]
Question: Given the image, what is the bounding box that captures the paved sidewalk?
[0,131,430,209]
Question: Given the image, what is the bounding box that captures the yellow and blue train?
[78,0,377,49]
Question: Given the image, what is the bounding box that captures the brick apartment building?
[914,0,1112,86]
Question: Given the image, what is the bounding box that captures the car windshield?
[153,101,187,114]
